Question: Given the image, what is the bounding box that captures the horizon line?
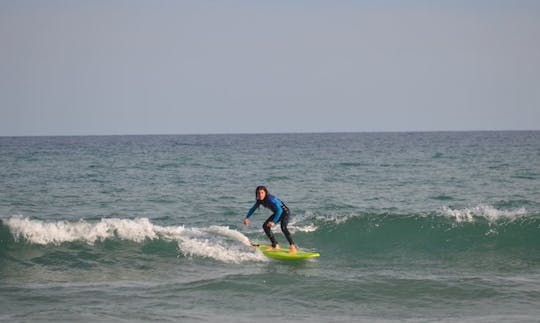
[1,129,539,138]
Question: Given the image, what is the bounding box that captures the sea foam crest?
[4,216,265,264]
[178,227,265,264]
[5,217,183,245]
[291,224,318,233]
[441,205,527,223]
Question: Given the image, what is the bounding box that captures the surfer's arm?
[244,202,259,226]
[246,202,260,219]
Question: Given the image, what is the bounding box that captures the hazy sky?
[1,0,539,136]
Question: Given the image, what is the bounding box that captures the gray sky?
[1,0,539,136]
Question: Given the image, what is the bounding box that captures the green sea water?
[1,132,539,322]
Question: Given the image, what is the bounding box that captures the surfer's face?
[256,189,266,201]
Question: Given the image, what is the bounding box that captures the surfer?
[243,186,297,254]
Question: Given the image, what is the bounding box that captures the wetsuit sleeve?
[246,201,260,218]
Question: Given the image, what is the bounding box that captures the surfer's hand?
[243,218,250,226]
[266,221,274,228]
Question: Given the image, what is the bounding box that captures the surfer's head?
[255,186,268,201]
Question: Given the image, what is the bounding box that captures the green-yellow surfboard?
[254,244,320,260]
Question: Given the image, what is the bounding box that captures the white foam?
[3,216,265,264]
[206,225,252,246]
[4,216,181,245]
[314,212,357,225]
[176,225,266,263]
[441,205,527,223]
[291,224,318,233]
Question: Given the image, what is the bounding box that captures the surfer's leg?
[280,213,297,254]
[280,212,295,246]
[263,216,279,248]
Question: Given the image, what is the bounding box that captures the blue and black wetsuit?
[246,194,294,248]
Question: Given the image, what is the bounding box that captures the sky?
[1,0,539,136]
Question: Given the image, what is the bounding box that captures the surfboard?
[253,244,320,260]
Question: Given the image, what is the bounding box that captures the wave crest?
[441,205,528,223]
[4,217,183,245]
[2,217,265,264]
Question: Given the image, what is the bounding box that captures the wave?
[440,205,529,223]
[308,204,532,226]
[0,217,265,264]
[1,204,538,266]
[307,205,540,259]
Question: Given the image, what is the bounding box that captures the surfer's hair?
[255,186,268,199]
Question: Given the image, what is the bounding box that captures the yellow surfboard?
[253,244,320,260]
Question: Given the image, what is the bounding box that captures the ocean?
[1,131,539,322]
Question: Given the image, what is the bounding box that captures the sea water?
[1,132,539,322]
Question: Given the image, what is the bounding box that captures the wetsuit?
[246,194,294,248]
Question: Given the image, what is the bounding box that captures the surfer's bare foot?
[289,244,297,254]
[270,244,280,251]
